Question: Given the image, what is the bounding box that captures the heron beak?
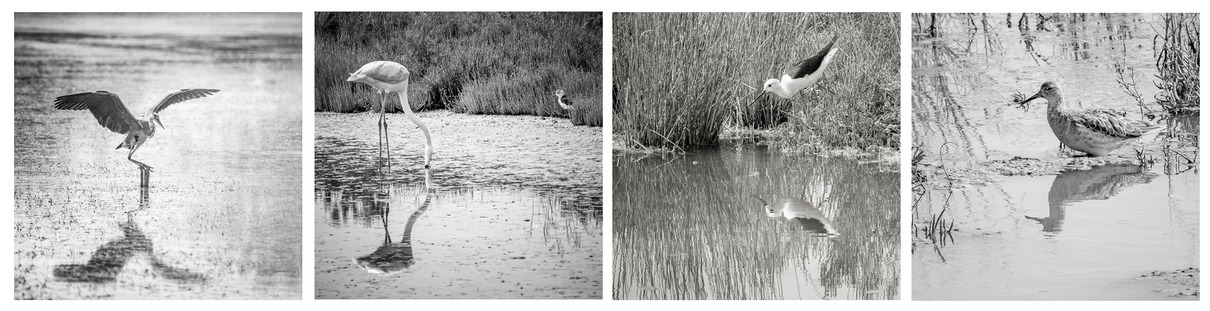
[153,116,165,129]
[346,73,358,82]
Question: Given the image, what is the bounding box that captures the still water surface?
[614,143,899,300]
[911,13,1199,300]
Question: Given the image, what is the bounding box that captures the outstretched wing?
[785,34,840,79]
[150,89,220,113]
[53,91,140,134]
[1070,109,1160,139]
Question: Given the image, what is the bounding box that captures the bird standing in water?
[347,60,433,168]
[1017,81,1161,157]
[54,89,220,171]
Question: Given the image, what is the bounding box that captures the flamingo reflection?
[355,169,434,274]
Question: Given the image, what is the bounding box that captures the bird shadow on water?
[52,182,208,284]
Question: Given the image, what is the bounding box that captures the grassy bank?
[315,12,603,126]
[614,12,900,150]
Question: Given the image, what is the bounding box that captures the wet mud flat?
[910,13,1199,300]
[14,13,303,299]
[614,143,899,300]
[314,111,603,299]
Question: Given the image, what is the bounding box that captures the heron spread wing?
[355,61,409,84]
[150,89,220,113]
[785,34,840,79]
[1069,109,1159,139]
[53,91,140,134]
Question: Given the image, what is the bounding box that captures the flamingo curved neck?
[397,92,433,164]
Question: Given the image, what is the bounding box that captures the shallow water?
[911,13,1199,300]
[314,112,603,299]
[13,13,303,299]
[613,143,899,300]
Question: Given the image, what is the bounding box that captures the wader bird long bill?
[53,89,220,171]
[1018,81,1161,157]
[348,60,433,169]
[750,34,841,105]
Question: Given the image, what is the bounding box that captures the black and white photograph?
[312,12,604,299]
[13,13,303,299]
[911,13,1199,300]
[612,12,901,300]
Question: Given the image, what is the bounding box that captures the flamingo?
[53,89,220,171]
[347,61,433,168]
[1017,81,1162,156]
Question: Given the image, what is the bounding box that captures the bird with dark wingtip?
[753,34,841,103]
[1018,81,1162,157]
[53,89,220,171]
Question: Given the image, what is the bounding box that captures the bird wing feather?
[151,89,220,113]
[785,34,840,79]
[1069,109,1159,138]
[53,91,139,134]
[355,61,409,84]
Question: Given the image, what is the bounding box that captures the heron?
[1017,81,1162,156]
[750,34,841,106]
[347,60,433,169]
[53,89,220,171]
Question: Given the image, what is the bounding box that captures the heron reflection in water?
[355,169,435,274]
[53,188,207,283]
[1025,165,1157,233]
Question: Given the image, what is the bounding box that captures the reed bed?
[1155,13,1199,114]
[614,12,900,150]
[315,12,603,126]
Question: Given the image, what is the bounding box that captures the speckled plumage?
[1023,81,1161,157]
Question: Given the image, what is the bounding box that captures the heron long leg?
[127,141,152,172]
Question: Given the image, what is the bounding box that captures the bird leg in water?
[127,142,152,172]
[383,93,391,163]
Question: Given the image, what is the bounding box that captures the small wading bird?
[1017,81,1161,157]
[554,89,574,110]
[750,34,841,105]
[53,89,220,171]
[347,60,433,169]
[752,195,839,237]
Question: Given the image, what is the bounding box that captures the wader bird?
[555,89,573,110]
[1017,81,1161,156]
[348,61,433,168]
[751,34,841,105]
[53,89,220,171]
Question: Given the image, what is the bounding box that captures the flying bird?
[1017,81,1162,156]
[348,60,433,168]
[53,89,220,171]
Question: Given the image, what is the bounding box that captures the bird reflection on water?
[1026,164,1158,233]
[355,169,434,274]
[52,187,207,283]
